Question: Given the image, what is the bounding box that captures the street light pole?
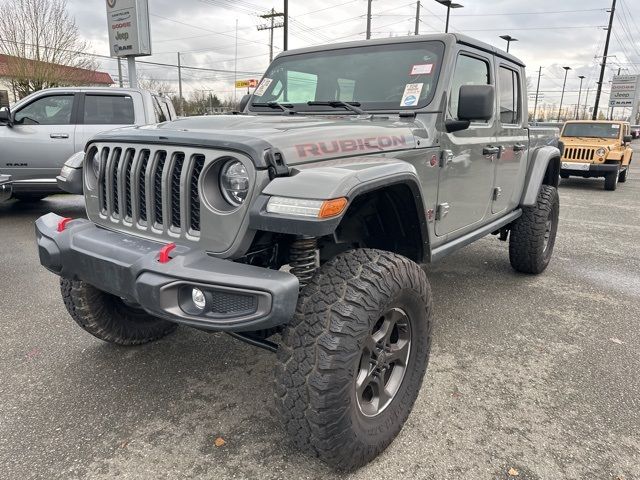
[557,66,571,122]
[576,75,585,119]
[533,66,542,123]
[435,1,464,33]
[499,35,518,53]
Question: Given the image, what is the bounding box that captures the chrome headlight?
[596,147,607,157]
[219,160,249,206]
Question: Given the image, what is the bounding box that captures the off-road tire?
[61,278,177,345]
[619,161,630,183]
[274,249,433,471]
[509,185,559,274]
[604,164,620,191]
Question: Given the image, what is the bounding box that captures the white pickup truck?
[0,87,176,201]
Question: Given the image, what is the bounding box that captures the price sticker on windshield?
[401,83,423,107]
[253,78,273,97]
[410,64,433,75]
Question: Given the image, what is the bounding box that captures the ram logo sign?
[106,0,151,58]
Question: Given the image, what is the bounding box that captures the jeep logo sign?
[106,0,151,58]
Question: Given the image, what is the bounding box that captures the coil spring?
[290,237,318,288]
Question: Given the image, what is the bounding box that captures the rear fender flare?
[520,146,561,206]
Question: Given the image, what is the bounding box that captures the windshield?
[562,122,622,139]
[249,41,445,112]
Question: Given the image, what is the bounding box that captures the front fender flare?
[249,159,428,241]
[520,146,561,207]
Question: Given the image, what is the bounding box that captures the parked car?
[0,87,176,201]
[559,120,633,190]
[630,124,640,139]
[35,33,561,470]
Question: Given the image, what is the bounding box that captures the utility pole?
[558,66,571,122]
[576,75,585,119]
[414,2,421,35]
[258,8,284,62]
[366,0,373,39]
[177,52,184,116]
[283,0,289,51]
[593,0,616,120]
[117,58,123,87]
[533,66,542,123]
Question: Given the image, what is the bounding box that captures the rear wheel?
[604,164,620,191]
[61,279,177,345]
[274,249,433,470]
[509,185,559,274]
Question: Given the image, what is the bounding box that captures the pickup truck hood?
[93,114,423,167]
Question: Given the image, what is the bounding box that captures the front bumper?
[0,174,12,202]
[35,213,299,332]
[560,161,620,177]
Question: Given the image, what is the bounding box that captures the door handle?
[513,143,527,152]
[50,133,69,139]
[483,146,501,156]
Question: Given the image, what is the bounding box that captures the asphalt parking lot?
[1,147,639,480]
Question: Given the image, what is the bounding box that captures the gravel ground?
[1,147,638,480]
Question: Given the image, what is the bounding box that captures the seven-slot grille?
[96,146,205,236]
[562,147,596,161]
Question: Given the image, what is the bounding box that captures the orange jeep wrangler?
[559,120,633,190]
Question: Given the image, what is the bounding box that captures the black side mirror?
[0,107,12,126]
[238,94,251,113]
[445,85,495,133]
[623,134,632,143]
[458,85,495,121]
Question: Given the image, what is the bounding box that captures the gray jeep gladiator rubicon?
[35,34,560,470]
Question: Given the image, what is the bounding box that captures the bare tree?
[0,0,97,99]
[138,75,174,97]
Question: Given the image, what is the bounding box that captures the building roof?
[0,54,113,85]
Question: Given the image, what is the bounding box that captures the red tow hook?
[158,242,176,263]
[57,217,73,232]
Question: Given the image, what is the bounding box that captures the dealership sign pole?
[106,0,152,88]
[609,74,639,122]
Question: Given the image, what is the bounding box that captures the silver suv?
[0,87,175,201]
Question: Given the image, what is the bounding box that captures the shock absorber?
[289,236,318,288]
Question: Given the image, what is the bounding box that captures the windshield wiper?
[307,100,367,115]
[252,101,296,114]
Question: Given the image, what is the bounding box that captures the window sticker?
[253,78,273,97]
[400,83,423,107]
[410,64,433,75]
[612,124,620,129]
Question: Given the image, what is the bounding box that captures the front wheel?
[619,162,630,183]
[274,249,433,471]
[61,279,177,345]
[509,185,560,274]
[604,164,620,191]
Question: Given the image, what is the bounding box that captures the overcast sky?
[65,0,640,109]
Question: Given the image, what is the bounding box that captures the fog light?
[192,288,206,310]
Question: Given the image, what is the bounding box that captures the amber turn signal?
[319,197,348,219]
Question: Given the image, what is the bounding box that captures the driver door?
[0,93,77,182]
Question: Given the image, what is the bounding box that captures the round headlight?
[596,147,607,157]
[219,160,249,206]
